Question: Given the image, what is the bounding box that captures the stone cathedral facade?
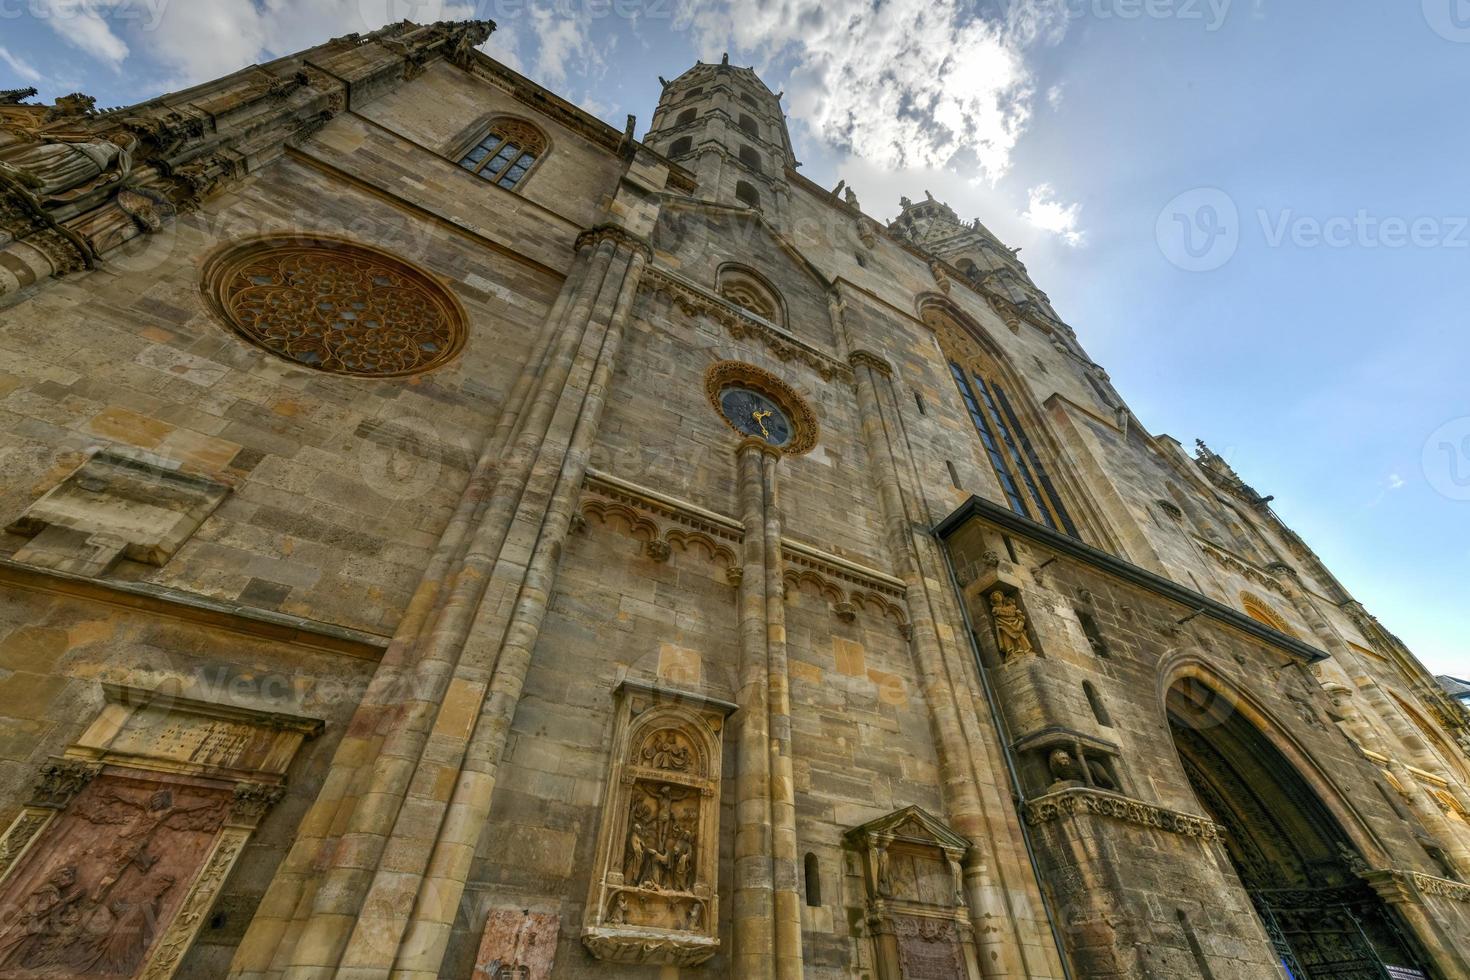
[0,18,1467,980]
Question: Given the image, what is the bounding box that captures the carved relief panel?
[846,807,982,980]
[581,680,735,967]
[0,684,322,979]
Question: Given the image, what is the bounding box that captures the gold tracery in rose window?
[202,237,466,377]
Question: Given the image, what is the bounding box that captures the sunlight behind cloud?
[687,0,1043,179]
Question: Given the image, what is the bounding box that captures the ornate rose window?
[202,236,466,377]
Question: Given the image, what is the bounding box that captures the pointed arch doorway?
[1166,677,1432,979]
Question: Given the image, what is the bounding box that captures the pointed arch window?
[929,306,1078,537]
[458,117,545,190]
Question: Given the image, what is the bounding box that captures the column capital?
[573,223,653,261]
[848,349,893,377]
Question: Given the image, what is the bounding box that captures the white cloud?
[523,3,600,87]
[0,45,42,83]
[1046,84,1064,109]
[35,0,131,68]
[131,0,479,89]
[1021,182,1085,246]
[1388,473,1406,490]
[687,0,1047,180]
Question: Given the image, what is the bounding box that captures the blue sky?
[2,1,1466,676]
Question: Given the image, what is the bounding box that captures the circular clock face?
[718,387,792,447]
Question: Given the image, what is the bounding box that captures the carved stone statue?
[625,816,652,884]
[947,855,966,906]
[1048,749,1084,785]
[0,865,83,969]
[843,187,859,208]
[989,590,1034,659]
[1085,756,1117,791]
[670,826,695,892]
[876,845,894,897]
[78,870,176,974]
[0,131,137,208]
[641,731,689,772]
[607,892,627,926]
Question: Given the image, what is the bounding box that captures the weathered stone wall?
[0,22,1465,980]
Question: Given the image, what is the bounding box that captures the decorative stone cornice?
[640,269,852,383]
[580,469,910,629]
[1196,539,1292,599]
[1023,787,1227,842]
[574,223,653,261]
[1361,868,1470,905]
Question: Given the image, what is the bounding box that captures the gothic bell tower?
[644,55,796,221]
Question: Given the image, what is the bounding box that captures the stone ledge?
[0,557,389,658]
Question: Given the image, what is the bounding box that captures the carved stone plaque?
[894,916,966,980]
[0,684,322,980]
[0,773,229,978]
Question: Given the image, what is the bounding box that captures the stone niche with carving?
[0,683,322,980]
[581,679,735,967]
[1014,728,1126,799]
[846,807,983,980]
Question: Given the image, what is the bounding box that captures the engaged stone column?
[733,437,777,980]
[232,226,651,980]
[848,346,1055,978]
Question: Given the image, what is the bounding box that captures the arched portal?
[1166,677,1430,979]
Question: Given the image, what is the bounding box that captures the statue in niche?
[640,731,690,772]
[607,893,627,926]
[989,591,1034,659]
[1048,749,1116,791]
[1048,749,1084,785]
[876,845,894,898]
[947,855,966,906]
[686,901,702,931]
[0,130,138,208]
[1085,756,1117,791]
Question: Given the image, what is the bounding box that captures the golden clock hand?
[751,409,773,439]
